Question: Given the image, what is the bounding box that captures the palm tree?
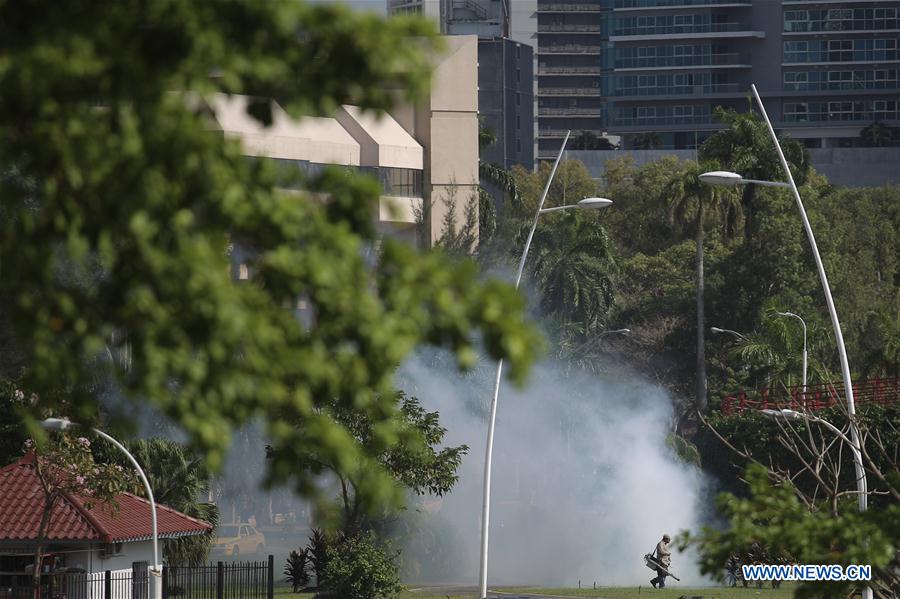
[700,106,810,241]
[478,123,521,245]
[125,439,220,565]
[571,130,617,151]
[632,132,662,150]
[725,308,835,393]
[860,121,895,147]
[527,210,617,338]
[663,161,741,412]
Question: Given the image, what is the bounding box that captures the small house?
[0,454,211,599]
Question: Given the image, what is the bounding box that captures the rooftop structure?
[387,0,510,37]
[211,35,480,247]
[0,453,211,544]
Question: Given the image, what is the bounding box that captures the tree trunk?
[696,201,707,412]
[741,184,755,241]
[32,496,56,599]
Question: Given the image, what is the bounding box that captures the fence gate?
[131,562,148,599]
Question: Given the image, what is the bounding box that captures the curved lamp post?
[41,418,162,599]
[775,311,808,392]
[761,408,853,444]
[478,130,613,599]
[573,327,631,356]
[601,328,631,337]
[701,83,870,599]
[710,326,748,341]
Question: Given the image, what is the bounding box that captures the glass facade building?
[527,0,900,153]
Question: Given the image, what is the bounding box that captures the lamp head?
[40,418,74,431]
[602,328,630,336]
[699,170,744,187]
[577,197,613,210]
[710,327,725,334]
[776,311,796,317]
[761,409,805,421]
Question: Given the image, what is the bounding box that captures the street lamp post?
[601,328,631,337]
[572,328,631,357]
[41,418,162,599]
[775,311,808,392]
[710,326,748,341]
[761,408,853,446]
[478,130,613,599]
[701,83,870,599]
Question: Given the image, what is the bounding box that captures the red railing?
[720,376,900,416]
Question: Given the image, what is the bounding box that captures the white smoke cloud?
[397,353,711,587]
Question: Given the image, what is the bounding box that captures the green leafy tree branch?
[0,0,541,511]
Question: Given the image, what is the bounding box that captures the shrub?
[284,548,310,592]
[306,528,331,587]
[315,532,403,599]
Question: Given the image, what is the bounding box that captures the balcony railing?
[538,87,604,96]
[537,44,604,54]
[615,52,748,69]
[615,0,750,7]
[539,107,605,115]
[539,66,604,75]
[613,114,712,126]
[616,82,742,96]
[784,110,900,123]
[537,3,605,12]
[785,20,900,34]
[784,51,900,64]
[539,128,606,137]
[784,80,900,92]
[538,24,603,33]
[613,22,746,36]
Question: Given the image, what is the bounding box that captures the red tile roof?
[0,454,212,543]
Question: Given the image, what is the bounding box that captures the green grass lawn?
[493,584,797,599]
[273,584,472,599]
[273,582,797,599]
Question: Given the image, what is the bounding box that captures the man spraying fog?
[650,534,672,588]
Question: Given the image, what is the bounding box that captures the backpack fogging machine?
[643,552,681,581]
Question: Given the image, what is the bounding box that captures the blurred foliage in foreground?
[0,0,542,513]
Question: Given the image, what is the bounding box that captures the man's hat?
[663,533,671,540]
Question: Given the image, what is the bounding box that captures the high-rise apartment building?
[387,0,509,37]
[514,1,900,156]
[388,0,534,170]
[478,38,536,169]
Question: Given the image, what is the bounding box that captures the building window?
[377,167,424,197]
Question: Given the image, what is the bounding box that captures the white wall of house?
[66,540,155,574]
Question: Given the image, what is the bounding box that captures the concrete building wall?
[416,35,481,245]
[63,540,154,574]
[336,105,424,170]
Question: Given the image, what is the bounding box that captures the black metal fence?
[163,559,273,599]
[2,558,274,599]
